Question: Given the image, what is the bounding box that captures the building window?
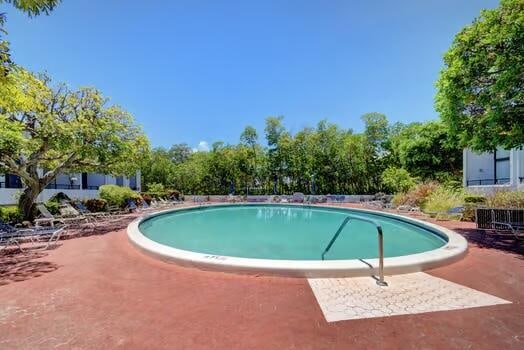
[494,149,510,184]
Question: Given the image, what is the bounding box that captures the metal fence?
[475,208,524,229]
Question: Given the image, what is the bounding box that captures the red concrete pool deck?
[0,209,523,349]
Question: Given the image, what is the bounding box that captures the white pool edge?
[127,203,468,278]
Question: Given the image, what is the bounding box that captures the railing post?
[321,215,388,286]
[376,225,387,286]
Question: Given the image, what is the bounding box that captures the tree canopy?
[0,68,149,219]
[141,115,462,196]
[435,0,524,151]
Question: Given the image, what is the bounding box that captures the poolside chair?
[396,205,421,213]
[363,201,384,210]
[432,206,464,221]
[108,205,130,215]
[72,201,111,219]
[0,220,65,251]
[35,204,91,228]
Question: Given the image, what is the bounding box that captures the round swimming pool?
[128,204,468,277]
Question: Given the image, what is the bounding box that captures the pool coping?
[127,203,468,278]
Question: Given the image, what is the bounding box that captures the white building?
[0,171,141,205]
[463,146,524,194]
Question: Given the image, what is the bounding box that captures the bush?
[85,199,107,212]
[99,184,142,207]
[423,186,464,214]
[169,190,181,200]
[381,167,416,194]
[485,190,524,208]
[44,200,61,215]
[464,195,486,204]
[392,182,439,207]
[147,183,165,194]
[0,205,22,224]
[141,193,152,204]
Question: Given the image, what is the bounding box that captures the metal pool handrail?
[321,215,387,286]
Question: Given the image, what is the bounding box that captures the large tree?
[435,0,524,151]
[388,121,462,180]
[0,69,149,220]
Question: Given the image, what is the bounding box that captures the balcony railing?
[45,184,81,190]
[0,181,23,189]
[466,178,511,186]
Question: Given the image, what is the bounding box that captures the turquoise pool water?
[139,205,446,260]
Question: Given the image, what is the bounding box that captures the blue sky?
[4,0,499,149]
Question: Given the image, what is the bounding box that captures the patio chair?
[72,201,110,219]
[35,204,91,228]
[429,206,464,221]
[0,220,66,251]
[108,205,130,215]
[363,200,384,209]
[396,204,421,213]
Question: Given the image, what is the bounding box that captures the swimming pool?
[128,204,468,277]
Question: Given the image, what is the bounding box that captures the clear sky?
[4,0,499,150]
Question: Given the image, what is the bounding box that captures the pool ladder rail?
[321,215,388,287]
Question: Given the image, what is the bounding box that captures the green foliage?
[464,195,486,204]
[44,200,60,215]
[435,0,524,151]
[0,69,149,220]
[99,184,141,207]
[147,182,165,194]
[0,205,22,224]
[381,167,416,193]
[423,187,465,213]
[362,112,388,152]
[143,113,464,196]
[141,147,176,189]
[392,182,440,208]
[485,190,524,208]
[84,199,107,213]
[387,121,462,179]
[0,0,61,16]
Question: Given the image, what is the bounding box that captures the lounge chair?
[108,205,130,215]
[72,201,112,220]
[35,204,91,228]
[1,220,66,251]
[396,205,421,213]
[363,201,384,210]
[428,206,464,221]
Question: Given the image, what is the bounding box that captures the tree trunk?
[18,185,42,222]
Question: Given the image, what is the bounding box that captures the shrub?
[85,199,107,212]
[464,195,486,204]
[99,184,142,207]
[391,182,439,207]
[0,205,22,224]
[485,190,524,208]
[147,183,165,194]
[44,200,61,215]
[169,190,181,200]
[141,193,152,204]
[381,167,416,194]
[423,186,464,214]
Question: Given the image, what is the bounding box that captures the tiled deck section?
[0,207,523,349]
[309,273,511,322]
